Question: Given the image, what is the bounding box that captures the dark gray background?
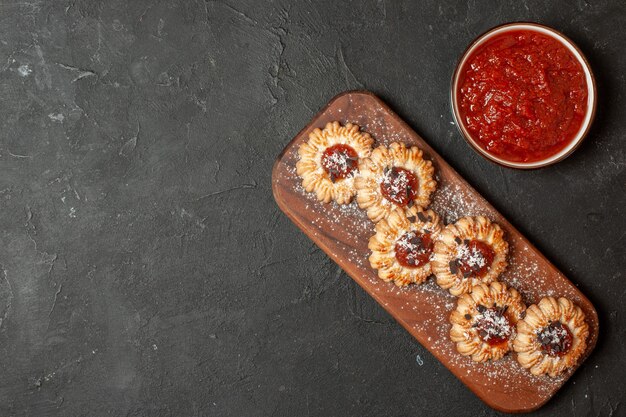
[0,0,624,416]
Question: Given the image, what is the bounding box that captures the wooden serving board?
[271,91,598,413]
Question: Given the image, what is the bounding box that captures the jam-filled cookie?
[450,282,526,362]
[432,216,508,296]
[368,207,443,286]
[354,142,436,223]
[514,297,589,377]
[296,121,374,204]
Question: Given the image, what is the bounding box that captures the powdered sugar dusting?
[474,306,513,343]
[276,97,587,407]
[456,241,486,270]
[431,182,490,223]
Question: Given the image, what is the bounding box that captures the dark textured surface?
[0,1,623,416]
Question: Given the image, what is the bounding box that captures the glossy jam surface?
[394,232,434,268]
[454,239,495,278]
[474,305,513,347]
[458,30,588,163]
[537,321,573,357]
[321,144,358,181]
[380,167,418,207]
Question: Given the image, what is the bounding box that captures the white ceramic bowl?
[451,22,597,169]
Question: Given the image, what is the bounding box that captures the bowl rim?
[450,22,597,170]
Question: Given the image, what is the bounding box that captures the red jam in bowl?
[457,30,588,163]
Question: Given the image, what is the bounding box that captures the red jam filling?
[457,30,588,163]
[473,305,512,347]
[380,167,419,207]
[452,239,495,278]
[321,144,358,181]
[394,232,434,268]
[537,321,573,356]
